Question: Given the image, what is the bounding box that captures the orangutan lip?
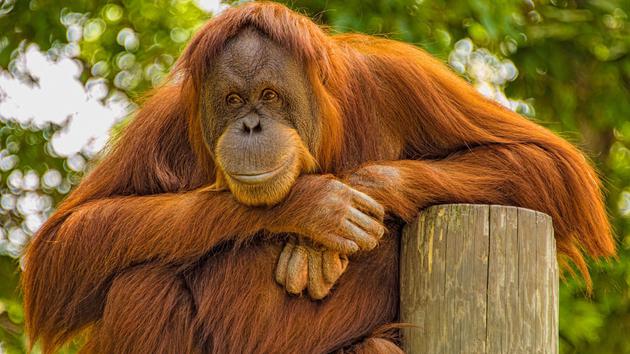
[229,157,292,185]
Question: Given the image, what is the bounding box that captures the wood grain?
[400,204,558,354]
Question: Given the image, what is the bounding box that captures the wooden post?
[400,204,558,354]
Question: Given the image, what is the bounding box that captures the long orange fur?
[22,2,614,353]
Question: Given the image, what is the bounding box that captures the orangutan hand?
[275,237,349,300]
[345,164,402,197]
[270,175,386,255]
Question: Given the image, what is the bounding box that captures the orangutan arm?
[345,150,516,222]
[44,176,382,268]
[23,174,384,347]
[275,145,521,300]
[277,141,609,300]
[344,142,607,261]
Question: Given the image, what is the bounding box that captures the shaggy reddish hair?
[22,2,613,353]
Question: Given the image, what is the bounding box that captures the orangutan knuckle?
[327,179,345,191]
[318,200,340,223]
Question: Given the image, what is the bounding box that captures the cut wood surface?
[400,204,558,354]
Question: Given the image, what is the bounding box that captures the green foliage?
[0,0,628,353]
[0,0,211,94]
[0,256,23,354]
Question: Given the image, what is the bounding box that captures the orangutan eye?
[226,93,244,107]
[261,89,278,101]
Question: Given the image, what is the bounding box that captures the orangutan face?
[200,27,320,206]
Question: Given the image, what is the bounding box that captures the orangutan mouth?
[228,156,293,185]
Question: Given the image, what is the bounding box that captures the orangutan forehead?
[215,27,300,80]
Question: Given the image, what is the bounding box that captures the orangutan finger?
[350,188,385,220]
[322,250,349,284]
[285,244,308,294]
[348,207,386,240]
[275,242,295,286]
[307,247,333,300]
[317,233,359,254]
[341,220,378,251]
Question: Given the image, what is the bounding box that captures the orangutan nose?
[241,115,262,134]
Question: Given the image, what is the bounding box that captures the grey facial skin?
[200,27,320,205]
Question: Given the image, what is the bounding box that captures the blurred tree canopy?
[0,0,629,353]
